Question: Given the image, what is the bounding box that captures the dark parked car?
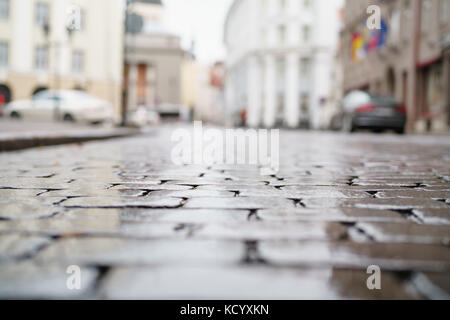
[341,91,407,134]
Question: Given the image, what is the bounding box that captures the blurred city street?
[1,0,450,303]
[0,124,449,299]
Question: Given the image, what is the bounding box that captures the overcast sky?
[164,0,234,64]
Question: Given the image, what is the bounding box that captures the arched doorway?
[387,67,396,96]
[32,86,48,96]
[0,84,12,105]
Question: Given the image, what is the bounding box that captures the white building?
[224,0,342,128]
[0,0,124,119]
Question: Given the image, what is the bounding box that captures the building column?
[263,54,276,128]
[247,55,262,127]
[127,63,138,111]
[311,51,331,129]
[285,53,299,128]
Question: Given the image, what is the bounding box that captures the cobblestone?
[0,234,52,261]
[0,126,449,299]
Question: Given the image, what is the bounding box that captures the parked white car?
[3,90,114,124]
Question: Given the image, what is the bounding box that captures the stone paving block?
[0,217,124,237]
[194,221,348,241]
[0,188,45,199]
[36,238,244,267]
[171,179,269,186]
[376,190,450,200]
[0,177,71,189]
[346,185,418,191]
[419,186,450,191]
[302,198,448,210]
[60,196,183,209]
[0,233,52,261]
[0,261,98,299]
[239,187,370,199]
[413,208,450,225]
[0,215,188,239]
[259,241,450,272]
[39,189,146,198]
[108,184,193,191]
[0,200,62,220]
[258,208,406,223]
[59,181,113,190]
[353,179,444,187]
[100,266,420,299]
[59,208,250,223]
[411,272,450,299]
[355,222,450,245]
[196,185,277,192]
[184,197,295,210]
[268,178,350,187]
[148,189,236,198]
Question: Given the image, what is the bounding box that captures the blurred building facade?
[224,0,343,129]
[341,0,450,132]
[124,0,184,113]
[0,0,124,119]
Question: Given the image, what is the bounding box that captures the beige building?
[0,0,124,120]
[124,0,184,114]
[341,0,450,132]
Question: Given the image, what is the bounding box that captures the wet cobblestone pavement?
[0,125,449,299]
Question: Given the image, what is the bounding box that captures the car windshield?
[33,91,60,101]
[370,95,399,105]
[62,91,95,100]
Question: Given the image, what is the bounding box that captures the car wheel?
[10,112,21,119]
[342,115,355,133]
[63,114,75,122]
[395,127,405,135]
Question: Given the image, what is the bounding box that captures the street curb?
[0,129,142,152]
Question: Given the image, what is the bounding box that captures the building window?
[77,8,86,30]
[300,58,310,76]
[302,25,310,43]
[72,51,84,73]
[442,0,449,22]
[35,46,49,70]
[0,0,9,20]
[402,0,412,38]
[300,93,309,114]
[421,0,431,32]
[278,25,286,45]
[0,42,7,67]
[277,57,285,81]
[390,10,400,43]
[35,2,49,27]
[404,0,411,9]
